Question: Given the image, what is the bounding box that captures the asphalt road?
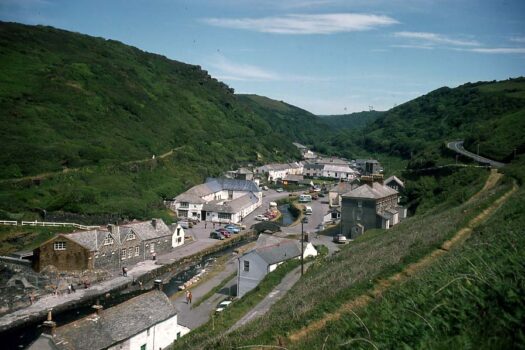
[447,140,505,168]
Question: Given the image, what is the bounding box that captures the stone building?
[33,219,182,272]
[27,289,190,350]
[341,182,406,239]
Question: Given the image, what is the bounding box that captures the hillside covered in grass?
[315,78,525,164]
[0,22,324,223]
[318,110,383,130]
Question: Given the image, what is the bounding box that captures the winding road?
[446,140,505,168]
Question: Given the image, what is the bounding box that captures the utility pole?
[301,218,304,276]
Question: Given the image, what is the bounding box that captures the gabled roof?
[50,290,176,350]
[203,192,259,214]
[64,230,107,252]
[123,219,171,241]
[174,178,260,202]
[342,182,398,200]
[324,164,355,173]
[283,174,304,182]
[385,175,404,188]
[252,234,302,265]
[330,182,357,195]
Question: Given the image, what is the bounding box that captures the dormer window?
[127,233,136,241]
[103,236,114,245]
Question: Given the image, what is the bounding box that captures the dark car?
[210,231,225,240]
[216,228,231,238]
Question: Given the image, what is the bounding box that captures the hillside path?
[288,170,517,343]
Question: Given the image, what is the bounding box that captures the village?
[0,143,407,349]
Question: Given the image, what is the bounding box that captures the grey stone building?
[341,182,406,239]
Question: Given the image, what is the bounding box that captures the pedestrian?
[152,252,156,261]
[67,284,72,294]
[213,222,215,229]
[188,291,193,304]
[70,283,76,293]
[185,290,190,304]
[29,292,35,305]
[122,266,127,277]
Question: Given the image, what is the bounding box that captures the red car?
[216,228,231,238]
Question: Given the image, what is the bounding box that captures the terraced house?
[33,219,184,272]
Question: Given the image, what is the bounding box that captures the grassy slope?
[318,110,383,130]
[0,22,327,223]
[173,167,508,349]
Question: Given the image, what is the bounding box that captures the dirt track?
[288,170,517,343]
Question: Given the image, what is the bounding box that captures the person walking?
[152,252,156,261]
[188,291,193,304]
[70,283,76,293]
[185,290,190,304]
[122,267,127,277]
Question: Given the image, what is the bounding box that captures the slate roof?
[64,230,105,252]
[253,234,302,265]
[174,178,260,203]
[203,192,259,214]
[123,220,172,240]
[324,164,355,173]
[330,182,357,195]
[50,290,176,350]
[304,163,324,170]
[342,182,398,200]
[283,174,304,182]
[385,175,405,188]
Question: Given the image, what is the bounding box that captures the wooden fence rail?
[0,220,99,230]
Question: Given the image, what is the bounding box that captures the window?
[135,246,139,256]
[179,202,189,208]
[177,228,181,236]
[128,248,133,258]
[140,344,146,350]
[150,243,155,253]
[243,260,250,272]
[121,249,126,260]
[177,237,182,243]
[53,242,66,250]
[103,236,114,245]
[218,212,232,220]
[127,233,136,241]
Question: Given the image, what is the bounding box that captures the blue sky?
[1,0,525,114]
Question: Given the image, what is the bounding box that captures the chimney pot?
[152,219,158,230]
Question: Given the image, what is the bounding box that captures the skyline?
[1,0,525,114]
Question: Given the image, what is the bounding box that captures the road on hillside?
[447,140,505,168]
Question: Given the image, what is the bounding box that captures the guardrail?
[0,220,99,230]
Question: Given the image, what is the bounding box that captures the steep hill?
[318,110,383,130]
[0,22,321,222]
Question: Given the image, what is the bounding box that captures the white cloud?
[394,31,480,47]
[510,36,525,43]
[202,13,398,35]
[469,47,525,54]
[209,56,279,81]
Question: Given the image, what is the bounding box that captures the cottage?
[282,174,304,185]
[27,289,190,350]
[254,162,303,182]
[33,219,181,272]
[341,182,406,239]
[384,175,405,191]
[321,164,358,180]
[303,163,324,178]
[237,234,317,298]
[169,178,262,224]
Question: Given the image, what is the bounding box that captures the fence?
[0,220,99,230]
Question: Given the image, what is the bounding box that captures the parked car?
[256,214,269,221]
[318,192,325,198]
[224,224,241,233]
[179,220,190,229]
[276,188,284,192]
[216,228,231,238]
[215,300,233,313]
[262,185,269,191]
[302,216,309,223]
[333,234,347,244]
[210,231,225,240]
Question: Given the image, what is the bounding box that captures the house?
[341,182,406,239]
[237,234,317,298]
[254,162,303,182]
[169,178,262,224]
[170,223,185,248]
[321,164,358,180]
[282,174,304,185]
[365,159,382,175]
[27,289,190,350]
[227,167,254,181]
[303,163,324,177]
[384,175,405,191]
[313,157,349,166]
[328,181,359,207]
[323,207,341,223]
[33,219,181,272]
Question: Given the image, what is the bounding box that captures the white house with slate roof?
[237,234,317,298]
[254,162,303,182]
[169,178,262,224]
[27,289,189,350]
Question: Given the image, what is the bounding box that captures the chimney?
[107,224,119,235]
[42,309,56,335]
[92,299,103,315]
[151,219,158,230]
[154,279,163,291]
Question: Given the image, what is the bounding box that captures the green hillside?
[0,22,320,223]
[318,110,383,130]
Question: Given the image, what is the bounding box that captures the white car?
[276,188,284,192]
[255,214,269,221]
[215,300,233,312]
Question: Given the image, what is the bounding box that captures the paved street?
[447,140,506,168]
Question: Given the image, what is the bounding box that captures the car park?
[210,231,225,240]
[333,234,347,244]
[224,224,241,233]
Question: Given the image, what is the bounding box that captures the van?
[299,194,312,203]
[305,206,313,215]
